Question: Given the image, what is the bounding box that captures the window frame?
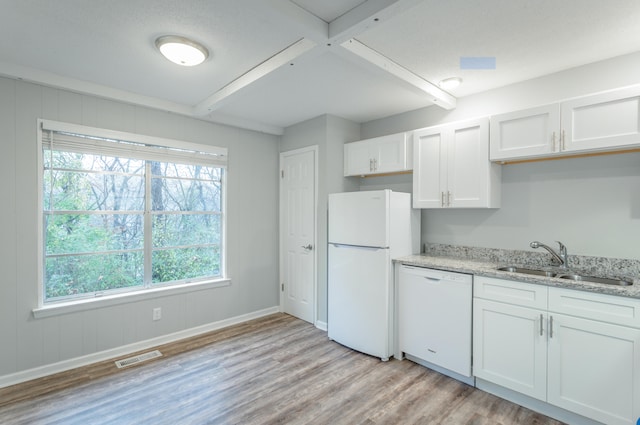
[35,119,229,315]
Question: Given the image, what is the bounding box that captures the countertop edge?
[394,254,640,300]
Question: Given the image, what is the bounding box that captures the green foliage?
[43,152,223,302]
[45,253,143,299]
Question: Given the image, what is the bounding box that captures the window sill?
[32,278,231,319]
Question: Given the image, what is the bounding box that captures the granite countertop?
[394,246,640,300]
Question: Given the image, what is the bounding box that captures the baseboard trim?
[315,320,327,332]
[475,378,602,425]
[403,354,475,387]
[0,306,280,389]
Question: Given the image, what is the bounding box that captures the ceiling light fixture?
[155,35,209,67]
[439,77,463,91]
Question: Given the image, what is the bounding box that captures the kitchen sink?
[497,266,633,286]
[497,266,557,277]
[556,274,633,286]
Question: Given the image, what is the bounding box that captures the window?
[38,120,227,305]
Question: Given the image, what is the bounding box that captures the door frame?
[279,145,318,326]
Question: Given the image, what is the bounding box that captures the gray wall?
[361,52,640,260]
[0,77,280,379]
[279,114,360,324]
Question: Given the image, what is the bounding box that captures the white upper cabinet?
[413,118,501,208]
[562,86,640,153]
[344,132,412,176]
[490,85,640,162]
[490,104,560,161]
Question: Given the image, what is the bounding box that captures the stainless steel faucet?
[530,241,568,269]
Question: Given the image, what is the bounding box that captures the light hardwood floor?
[0,313,565,424]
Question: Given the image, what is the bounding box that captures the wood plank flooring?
[0,313,565,425]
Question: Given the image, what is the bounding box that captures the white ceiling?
[1,0,640,135]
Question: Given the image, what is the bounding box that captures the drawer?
[549,287,640,328]
[474,276,548,309]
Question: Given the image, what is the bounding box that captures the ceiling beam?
[329,0,425,43]
[329,0,456,110]
[340,39,456,109]
[260,0,329,44]
[193,38,317,116]
[0,61,194,116]
[194,0,454,123]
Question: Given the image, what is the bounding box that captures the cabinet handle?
[551,131,557,151]
[539,313,544,336]
[441,192,445,207]
[549,315,554,338]
[561,130,566,151]
[374,158,378,171]
[369,158,373,172]
[447,191,452,207]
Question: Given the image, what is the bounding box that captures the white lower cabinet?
[473,298,547,400]
[474,276,640,425]
[547,313,640,425]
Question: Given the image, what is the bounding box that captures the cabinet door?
[547,313,640,425]
[448,118,497,207]
[562,86,640,153]
[489,104,560,161]
[473,298,547,401]
[413,126,447,208]
[344,140,373,176]
[374,133,410,173]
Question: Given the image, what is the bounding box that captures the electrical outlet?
[152,307,162,321]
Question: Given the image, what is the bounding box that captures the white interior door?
[280,147,317,324]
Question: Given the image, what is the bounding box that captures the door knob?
[301,244,313,250]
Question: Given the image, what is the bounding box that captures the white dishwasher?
[398,265,473,385]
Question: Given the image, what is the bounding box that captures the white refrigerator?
[327,190,419,361]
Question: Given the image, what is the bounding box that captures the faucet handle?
[555,240,566,254]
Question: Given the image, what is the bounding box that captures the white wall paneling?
[0,76,280,384]
[0,77,18,377]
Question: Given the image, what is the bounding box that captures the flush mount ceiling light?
[155,35,209,66]
[438,77,463,91]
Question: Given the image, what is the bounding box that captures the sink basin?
[497,266,557,277]
[496,266,633,286]
[557,274,633,286]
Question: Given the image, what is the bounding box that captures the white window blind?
[40,120,227,168]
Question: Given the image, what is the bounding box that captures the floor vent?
[115,350,162,369]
